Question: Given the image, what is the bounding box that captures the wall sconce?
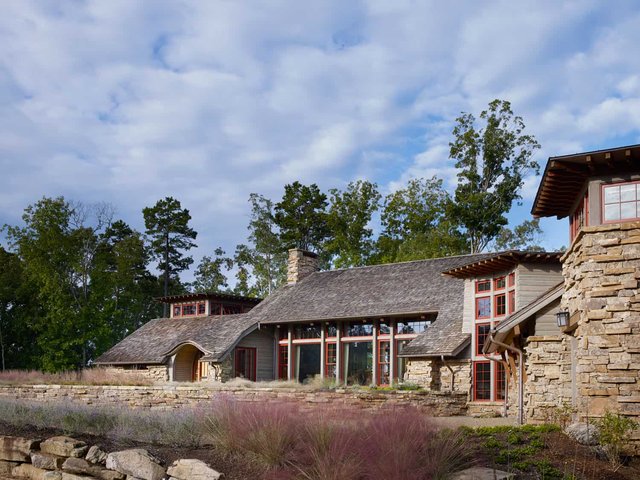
[556,309,570,328]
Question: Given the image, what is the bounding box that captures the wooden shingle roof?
[94,314,257,365]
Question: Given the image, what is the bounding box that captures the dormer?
[156,292,262,319]
[532,144,640,242]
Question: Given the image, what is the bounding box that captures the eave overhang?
[155,292,262,305]
[442,251,562,279]
[532,144,640,219]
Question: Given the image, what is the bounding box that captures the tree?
[192,248,233,293]
[143,197,197,316]
[326,180,381,268]
[373,177,465,263]
[492,219,544,252]
[274,182,330,253]
[449,99,541,253]
[234,194,287,296]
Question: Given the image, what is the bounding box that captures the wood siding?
[462,279,475,334]
[515,263,563,311]
[534,299,562,336]
[173,344,200,382]
[237,328,275,381]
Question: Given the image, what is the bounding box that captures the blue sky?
[1,0,640,277]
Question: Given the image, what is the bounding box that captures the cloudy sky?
[1,0,640,277]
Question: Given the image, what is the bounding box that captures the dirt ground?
[2,421,640,479]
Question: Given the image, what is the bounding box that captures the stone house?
[484,143,640,441]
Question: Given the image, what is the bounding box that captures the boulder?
[0,460,20,476]
[0,436,40,462]
[105,450,164,480]
[31,452,66,470]
[41,437,88,458]
[62,458,124,480]
[11,463,51,480]
[565,422,600,446]
[85,446,108,465]
[60,474,94,480]
[167,459,222,480]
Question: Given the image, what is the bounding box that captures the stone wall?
[0,384,468,416]
[404,359,471,397]
[104,365,168,382]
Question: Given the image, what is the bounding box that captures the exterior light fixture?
[556,309,570,328]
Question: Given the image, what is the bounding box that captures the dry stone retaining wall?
[0,384,467,416]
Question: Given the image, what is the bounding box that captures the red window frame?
[494,276,506,290]
[234,347,257,382]
[602,181,640,224]
[473,361,491,401]
[377,340,391,386]
[508,290,516,314]
[476,279,491,293]
[476,323,491,356]
[494,294,506,317]
[496,362,506,401]
[277,345,288,380]
[508,273,515,287]
[173,305,181,317]
[476,297,491,319]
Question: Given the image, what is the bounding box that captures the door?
[235,347,257,381]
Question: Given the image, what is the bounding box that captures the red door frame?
[235,347,257,381]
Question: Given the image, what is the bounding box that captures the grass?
[0,368,155,386]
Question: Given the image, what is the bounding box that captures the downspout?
[487,335,524,426]
[440,355,455,392]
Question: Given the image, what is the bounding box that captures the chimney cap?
[288,248,318,258]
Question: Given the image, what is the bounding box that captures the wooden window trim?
[494,293,506,317]
[473,361,491,402]
[475,279,491,294]
[475,323,491,356]
[495,362,506,401]
[494,276,506,291]
[508,272,515,287]
[377,340,390,386]
[476,296,491,320]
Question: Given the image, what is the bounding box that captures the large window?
[173,302,206,317]
[294,325,321,339]
[397,319,431,335]
[476,323,491,355]
[474,361,491,401]
[296,344,321,383]
[603,181,640,223]
[345,322,374,337]
[495,294,506,316]
[278,346,288,380]
[378,341,391,385]
[326,343,337,379]
[344,342,373,385]
[496,362,506,401]
[476,297,491,319]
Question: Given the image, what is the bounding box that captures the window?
[476,323,491,355]
[494,277,506,290]
[198,303,206,315]
[378,341,391,385]
[476,297,491,319]
[508,273,515,287]
[222,304,243,315]
[474,361,491,401]
[495,294,506,316]
[345,321,374,337]
[326,322,338,338]
[397,320,431,335]
[173,305,181,317]
[508,290,516,314]
[603,182,640,223]
[182,304,196,316]
[496,362,506,401]
[476,279,491,293]
[235,347,256,381]
[379,322,391,335]
[278,327,288,340]
[278,346,288,380]
[294,325,321,339]
[326,343,337,378]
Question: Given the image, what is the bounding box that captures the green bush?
[597,412,637,471]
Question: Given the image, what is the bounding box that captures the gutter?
[487,333,525,426]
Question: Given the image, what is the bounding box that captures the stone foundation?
[103,365,168,382]
[0,384,468,416]
[404,359,471,397]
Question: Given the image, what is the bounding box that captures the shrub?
[0,368,154,386]
[597,411,637,471]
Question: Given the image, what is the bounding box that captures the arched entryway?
[173,344,205,382]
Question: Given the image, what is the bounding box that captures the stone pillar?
[287,249,320,284]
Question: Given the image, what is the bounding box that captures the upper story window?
[476,280,491,293]
[294,325,321,339]
[476,297,491,319]
[494,277,506,290]
[397,319,431,335]
[345,321,374,337]
[173,301,206,317]
[603,181,640,223]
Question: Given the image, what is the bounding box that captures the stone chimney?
[287,248,320,284]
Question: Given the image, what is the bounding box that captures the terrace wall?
[0,384,468,416]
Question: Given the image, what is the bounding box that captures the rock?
[31,452,66,470]
[62,458,124,480]
[451,467,515,480]
[0,460,19,476]
[60,474,94,480]
[0,436,40,462]
[85,446,108,465]
[41,437,88,458]
[565,422,600,446]
[105,450,164,480]
[167,459,222,480]
[11,463,51,480]
[44,473,62,480]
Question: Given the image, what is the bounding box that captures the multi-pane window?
[198,303,206,315]
[173,302,207,317]
[378,341,391,385]
[326,323,338,338]
[294,325,321,339]
[476,280,491,293]
[476,323,491,355]
[278,346,288,380]
[494,276,506,290]
[474,362,491,401]
[476,297,491,319]
[496,362,506,401]
[325,343,337,378]
[508,273,515,287]
[495,294,506,316]
[379,322,391,335]
[603,182,640,223]
[397,320,431,334]
[182,304,196,315]
[173,305,181,317]
[345,322,374,337]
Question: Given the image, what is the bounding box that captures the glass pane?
[344,342,373,385]
[294,325,321,339]
[604,185,620,204]
[621,202,636,220]
[477,298,491,318]
[346,322,374,336]
[604,203,620,221]
[296,344,320,383]
[379,322,390,335]
[620,184,636,202]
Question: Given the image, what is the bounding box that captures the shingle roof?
[250,253,494,356]
[94,314,257,365]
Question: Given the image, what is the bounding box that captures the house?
[484,144,640,441]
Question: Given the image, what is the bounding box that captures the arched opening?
[173,344,204,382]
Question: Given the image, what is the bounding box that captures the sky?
[1,0,640,280]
